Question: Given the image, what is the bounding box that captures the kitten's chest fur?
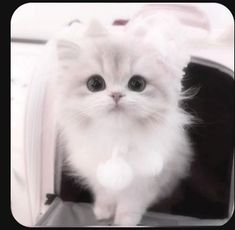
[63,118,179,181]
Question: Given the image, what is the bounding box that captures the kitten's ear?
[127,14,191,78]
[57,39,80,61]
[85,19,108,37]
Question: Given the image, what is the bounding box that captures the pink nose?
[110,92,124,103]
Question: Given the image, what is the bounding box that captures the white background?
[11,3,233,41]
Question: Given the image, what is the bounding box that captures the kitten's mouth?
[109,104,124,113]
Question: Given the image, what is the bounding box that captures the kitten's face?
[56,23,188,126]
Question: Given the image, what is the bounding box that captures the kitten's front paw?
[114,211,142,226]
[93,203,115,220]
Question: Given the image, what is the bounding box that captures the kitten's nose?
[110,92,124,103]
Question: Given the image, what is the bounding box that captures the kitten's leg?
[114,204,144,226]
[114,187,156,226]
[93,189,116,220]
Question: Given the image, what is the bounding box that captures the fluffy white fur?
[55,18,193,226]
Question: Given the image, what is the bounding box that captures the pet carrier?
[21,13,234,226]
[23,50,234,227]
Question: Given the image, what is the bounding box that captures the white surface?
[11,3,233,41]
[11,43,44,226]
[11,3,234,226]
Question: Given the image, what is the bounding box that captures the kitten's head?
[56,19,190,126]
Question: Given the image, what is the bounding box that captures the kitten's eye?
[128,75,146,92]
[87,75,106,92]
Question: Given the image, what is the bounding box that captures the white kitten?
[55,18,193,226]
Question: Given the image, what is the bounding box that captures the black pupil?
[128,75,146,92]
[87,75,105,92]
